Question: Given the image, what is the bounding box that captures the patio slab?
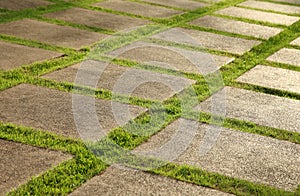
[0,139,72,194]
[190,15,282,39]
[134,119,300,191]
[215,7,299,26]
[42,60,196,100]
[272,0,300,4]
[43,7,149,31]
[94,0,182,18]
[0,41,62,70]
[141,0,208,10]
[108,42,234,74]
[196,86,300,133]
[0,19,106,50]
[151,28,261,55]
[0,84,146,139]
[0,0,52,11]
[239,0,300,14]
[70,166,231,195]
[291,37,300,46]
[267,48,300,66]
[236,65,300,94]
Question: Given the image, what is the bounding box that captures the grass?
[1,0,300,195]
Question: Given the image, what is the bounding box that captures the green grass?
[1,0,300,195]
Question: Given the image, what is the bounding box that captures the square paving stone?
[141,0,208,10]
[272,0,300,4]
[236,65,300,94]
[94,0,183,18]
[0,139,72,194]
[0,84,146,139]
[0,19,106,50]
[196,86,300,133]
[291,37,300,46]
[70,166,231,195]
[0,41,63,71]
[190,15,282,39]
[43,7,149,32]
[215,7,299,26]
[151,28,261,55]
[0,0,52,11]
[42,60,196,101]
[134,119,300,191]
[239,0,300,14]
[267,48,300,67]
[108,42,234,74]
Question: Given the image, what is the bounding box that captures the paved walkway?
[0,0,300,195]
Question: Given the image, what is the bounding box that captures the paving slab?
[42,60,195,100]
[267,48,300,66]
[43,8,149,31]
[190,15,282,39]
[141,0,208,10]
[108,42,234,74]
[215,7,299,26]
[0,84,146,139]
[70,166,231,195]
[236,65,300,94]
[291,37,300,46]
[134,119,300,191]
[0,0,52,11]
[196,86,300,133]
[94,0,183,18]
[272,0,300,4]
[151,28,261,55]
[0,41,62,70]
[239,0,300,14]
[0,19,106,50]
[0,139,72,194]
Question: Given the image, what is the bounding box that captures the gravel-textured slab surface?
[0,41,62,70]
[0,0,52,10]
[0,19,105,50]
[190,15,282,39]
[239,0,300,14]
[291,37,300,46]
[151,28,261,55]
[42,60,195,100]
[0,139,72,194]
[267,48,300,66]
[108,42,234,74]
[141,0,208,10]
[272,0,300,4]
[94,0,182,18]
[70,166,231,195]
[43,7,149,31]
[237,65,300,94]
[135,119,300,191]
[0,84,146,139]
[216,7,299,25]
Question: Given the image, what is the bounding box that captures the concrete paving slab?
[215,7,299,25]
[190,15,282,39]
[94,0,183,18]
[0,19,106,50]
[42,60,195,100]
[236,65,300,94]
[70,166,231,195]
[196,86,300,133]
[0,139,72,194]
[0,84,146,139]
[239,0,300,14]
[43,7,149,31]
[272,0,300,4]
[141,0,208,10]
[0,41,62,70]
[108,42,234,74]
[0,0,52,11]
[291,37,300,46]
[151,28,261,55]
[267,48,300,66]
[134,119,300,191]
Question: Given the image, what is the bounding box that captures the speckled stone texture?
[291,37,300,46]
[267,48,300,67]
[190,15,282,39]
[151,28,261,55]
[272,0,300,4]
[0,139,72,194]
[141,0,208,10]
[236,65,300,94]
[134,119,300,191]
[0,0,52,10]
